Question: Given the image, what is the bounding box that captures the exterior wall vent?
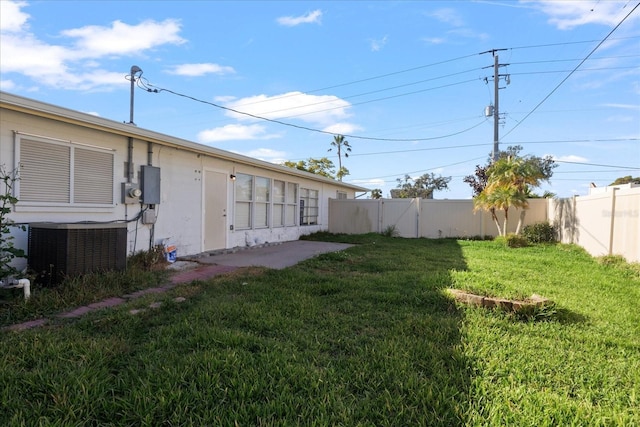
[28,222,127,285]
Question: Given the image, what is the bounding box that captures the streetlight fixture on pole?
[128,65,142,125]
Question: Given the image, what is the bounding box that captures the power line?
[507,65,637,76]
[140,36,638,130]
[554,170,640,174]
[335,138,639,159]
[507,35,639,51]
[554,160,640,169]
[353,156,487,181]
[133,30,638,144]
[228,53,481,109]
[229,68,484,119]
[138,79,488,142]
[348,156,639,188]
[508,53,640,66]
[273,79,481,122]
[225,63,637,125]
[349,143,488,158]
[502,2,640,139]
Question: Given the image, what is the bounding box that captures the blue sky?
[1,0,638,198]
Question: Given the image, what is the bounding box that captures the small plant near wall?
[522,221,557,244]
[381,225,399,238]
[495,233,528,248]
[0,166,26,285]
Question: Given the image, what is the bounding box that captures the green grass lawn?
[1,235,638,426]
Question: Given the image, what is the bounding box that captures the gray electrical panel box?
[141,165,161,204]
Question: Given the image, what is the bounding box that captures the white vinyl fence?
[329,198,549,239]
[330,189,639,262]
[550,187,639,262]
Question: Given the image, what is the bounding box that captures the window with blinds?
[17,135,114,205]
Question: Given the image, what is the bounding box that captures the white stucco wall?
[1,97,365,273]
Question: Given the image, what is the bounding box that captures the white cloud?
[61,19,185,58]
[602,103,640,110]
[322,123,362,135]
[0,1,187,91]
[524,0,639,30]
[422,37,446,45]
[0,0,30,33]
[277,10,322,27]
[224,92,352,126]
[0,79,17,91]
[351,178,384,188]
[427,8,465,27]
[424,7,489,44]
[0,33,69,76]
[166,63,235,77]
[553,154,588,163]
[447,28,489,42]
[197,123,280,143]
[369,35,388,52]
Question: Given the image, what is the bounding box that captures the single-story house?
[0,91,368,275]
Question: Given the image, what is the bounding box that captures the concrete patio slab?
[189,240,353,269]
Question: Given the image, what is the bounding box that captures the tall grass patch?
[0,252,168,327]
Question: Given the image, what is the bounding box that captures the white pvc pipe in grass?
[18,279,31,300]
[1,279,31,300]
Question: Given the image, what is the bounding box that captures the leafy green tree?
[337,166,350,182]
[370,189,383,199]
[474,154,552,236]
[394,173,451,199]
[282,157,336,179]
[328,135,351,181]
[464,145,556,196]
[283,160,307,172]
[609,176,640,185]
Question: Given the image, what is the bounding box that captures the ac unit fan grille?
[28,223,127,285]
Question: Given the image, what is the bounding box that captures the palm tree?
[328,135,351,181]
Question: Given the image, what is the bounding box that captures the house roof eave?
[1,91,369,193]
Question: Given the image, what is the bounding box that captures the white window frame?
[234,174,300,230]
[285,182,298,227]
[254,176,270,229]
[300,187,319,226]
[14,132,115,208]
[234,173,253,230]
[273,180,286,228]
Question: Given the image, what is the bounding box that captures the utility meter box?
[121,182,142,204]
[141,165,161,205]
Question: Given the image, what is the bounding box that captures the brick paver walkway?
[3,264,239,332]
